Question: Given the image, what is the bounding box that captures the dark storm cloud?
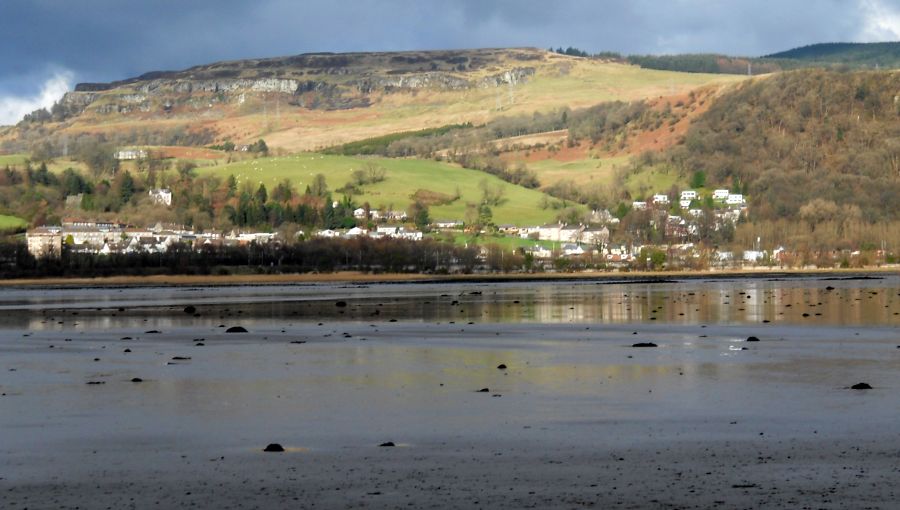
[1,0,897,123]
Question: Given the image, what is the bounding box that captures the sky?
[1,0,899,124]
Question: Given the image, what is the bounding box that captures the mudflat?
[2,276,899,508]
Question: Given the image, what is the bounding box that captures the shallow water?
[2,275,900,506]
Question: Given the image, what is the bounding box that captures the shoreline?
[1,266,897,287]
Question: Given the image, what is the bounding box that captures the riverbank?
[1,266,897,287]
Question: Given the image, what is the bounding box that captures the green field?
[0,154,28,166]
[0,214,28,231]
[200,154,581,226]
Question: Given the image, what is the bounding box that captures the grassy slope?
[200,154,579,226]
[529,156,630,187]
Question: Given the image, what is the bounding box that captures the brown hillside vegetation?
[635,69,900,250]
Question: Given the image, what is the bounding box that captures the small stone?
[263,443,285,452]
[746,336,760,342]
[379,441,395,447]
[183,306,196,314]
[477,388,490,392]
[226,326,248,333]
[131,377,143,383]
[497,364,507,370]
[144,330,161,334]
[850,382,872,390]
[632,342,658,348]
[335,301,347,308]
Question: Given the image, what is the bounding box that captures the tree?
[255,183,268,205]
[310,173,328,197]
[119,171,135,205]
[77,140,117,177]
[690,170,706,189]
[225,174,237,199]
[408,201,430,230]
[177,161,197,180]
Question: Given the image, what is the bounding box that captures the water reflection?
[2,276,899,330]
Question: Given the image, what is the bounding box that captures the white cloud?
[0,70,73,126]
[859,0,900,41]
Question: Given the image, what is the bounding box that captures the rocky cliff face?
[62,49,544,117]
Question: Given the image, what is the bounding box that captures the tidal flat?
[2,275,900,508]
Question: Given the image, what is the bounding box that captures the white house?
[581,226,610,246]
[316,229,340,238]
[562,243,585,256]
[148,189,172,207]
[527,245,553,259]
[433,219,463,229]
[726,194,745,206]
[352,207,368,219]
[652,194,669,205]
[632,201,648,211]
[114,149,148,160]
[345,227,368,237]
[680,190,698,201]
[713,189,730,201]
[679,199,692,209]
[537,223,562,242]
[559,225,584,243]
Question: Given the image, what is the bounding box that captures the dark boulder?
[632,342,658,348]
[746,336,760,342]
[263,443,285,452]
[225,326,248,333]
[183,305,196,314]
[497,364,507,370]
[379,441,395,447]
[850,383,873,390]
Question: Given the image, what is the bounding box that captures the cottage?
[713,189,730,201]
[652,194,669,205]
[352,207,368,219]
[632,201,647,211]
[679,199,692,209]
[148,189,173,207]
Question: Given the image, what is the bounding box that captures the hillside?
[3,48,742,154]
[765,42,900,67]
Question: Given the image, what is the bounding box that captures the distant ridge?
[764,41,900,67]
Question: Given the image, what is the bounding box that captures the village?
[23,183,806,270]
